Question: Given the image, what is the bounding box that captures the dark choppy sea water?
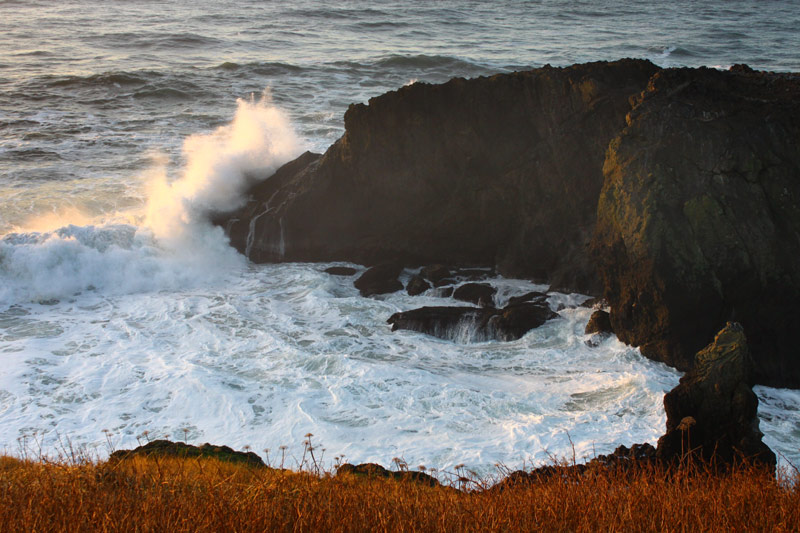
[1,0,798,472]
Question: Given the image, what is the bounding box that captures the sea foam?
[0,94,302,305]
[144,91,301,249]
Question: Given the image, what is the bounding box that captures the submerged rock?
[387,302,558,342]
[324,266,358,276]
[507,291,547,306]
[655,323,776,470]
[109,440,265,468]
[353,262,404,297]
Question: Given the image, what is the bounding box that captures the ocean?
[1,0,799,473]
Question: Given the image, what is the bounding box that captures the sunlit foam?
[144,91,301,252]
[15,207,96,234]
[0,92,302,304]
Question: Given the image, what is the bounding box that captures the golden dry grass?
[0,454,798,532]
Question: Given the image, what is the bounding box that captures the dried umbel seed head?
[678,416,697,432]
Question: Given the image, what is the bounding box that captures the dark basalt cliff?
[591,66,800,387]
[217,60,800,388]
[220,59,660,295]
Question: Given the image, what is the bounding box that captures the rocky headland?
[215,59,800,389]
[591,64,800,387]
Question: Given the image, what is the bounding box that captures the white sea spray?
[0,94,302,305]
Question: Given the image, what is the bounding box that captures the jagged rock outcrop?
[591,66,800,387]
[109,440,266,468]
[498,325,776,484]
[219,59,660,295]
[584,309,614,347]
[585,310,613,335]
[655,323,776,469]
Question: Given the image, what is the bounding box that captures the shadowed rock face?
[406,275,431,296]
[585,310,612,335]
[591,67,800,387]
[353,262,403,297]
[218,59,660,296]
[656,323,776,470]
[452,282,496,307]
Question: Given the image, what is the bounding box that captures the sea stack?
[656,323,776,470]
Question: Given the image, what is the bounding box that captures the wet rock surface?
[419,265,451,285]
[452,282,497,307]
[585,310,613,335]
[433,286,455,298]
[507,291,548,306]
[580,297,606,309]
[387,302,558,342]
[353,263,404,297]
[324,266,358,276]
[406,274,431,296]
